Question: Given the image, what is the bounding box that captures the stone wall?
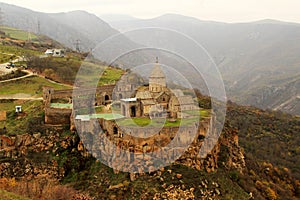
[74,116,245,174]
[45,107,72,125]
[43,85,116,125]
[0,129,65,179]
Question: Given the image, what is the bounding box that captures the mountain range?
[109,14,300,115]
[0,2,299,115]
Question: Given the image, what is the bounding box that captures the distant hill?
[110,14,300,115]
[0,3,141,53]
[99,14,138,23]
[0,3,168,69]
[1,3,299,115]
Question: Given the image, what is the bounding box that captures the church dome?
[150,62,165,79]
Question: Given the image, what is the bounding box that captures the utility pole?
[27,31,32,42]
[74,39,81,52]
[25,18,32,42]
[0,8,4,30]
[37,20,41,34]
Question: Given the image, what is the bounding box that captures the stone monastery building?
[120,60,197,119]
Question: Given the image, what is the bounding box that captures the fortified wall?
[74,116,245,174]
[39,82,245,176]
[43,85,115,125]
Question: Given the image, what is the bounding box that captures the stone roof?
[141,99,156,105]
[155,91,169,99]
[171,89,184,97]
[177,95,195,105]
[136,90,152,99]
[150,63,165,78]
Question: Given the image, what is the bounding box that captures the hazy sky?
[1,0,300,23]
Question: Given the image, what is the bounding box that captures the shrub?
[265,187,277,200]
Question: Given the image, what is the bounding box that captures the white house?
[44,49,65,57]
[45,49,54,56]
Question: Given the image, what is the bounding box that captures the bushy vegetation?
[223,102,300,199]
[60,157,249,199]
[0,69,27,81]
[26,56,81,85]
[226,102,300,180]
[0,177,92,200]
[0,52,16,63]
[26,55,123,86]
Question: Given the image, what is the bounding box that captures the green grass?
[115,109,210,127]
[95,106,103,113]
[183,109,211,118]
[117,117,199,127]
[0,189,31,200]
[1,26,38,41]
[0,100,43,135]
[99,67,123,86]
[0,45,41,59]
[76,113,124,121]
[0,76,72,96]
[76,64,123,86]
[0,76,71,134]
[50,103,72,109]
[0,53,16,64]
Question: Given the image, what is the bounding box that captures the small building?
[45,49,54,56]
[15,106,22,113]
[44,49,65,57]
[120,98,141,118]
[53,49,65,57]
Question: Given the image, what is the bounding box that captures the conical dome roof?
[150,62,165,78]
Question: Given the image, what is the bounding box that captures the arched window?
[113,127,118,135]
[130,106,136,117]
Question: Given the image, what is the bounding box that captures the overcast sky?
[1,0,300,23]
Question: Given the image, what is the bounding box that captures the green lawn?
[76,113,124,121]
[0,26,38,41]
[0,76,72,96]
[117,117,199,127]
[182,109,211,118]
[50,103,72,109]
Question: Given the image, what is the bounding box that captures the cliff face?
[73,116,245,175]
[0,120,250,199]
[178,125,245,174]
[0,119,245,179]
[0,128,76,179]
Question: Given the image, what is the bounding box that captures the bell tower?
[149,57,166,93]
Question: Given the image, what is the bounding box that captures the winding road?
[0,53,72,101]
[0,70,35,83]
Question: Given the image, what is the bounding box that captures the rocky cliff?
[0,118,245,182]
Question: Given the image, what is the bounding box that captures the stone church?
[120,60,198,119]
